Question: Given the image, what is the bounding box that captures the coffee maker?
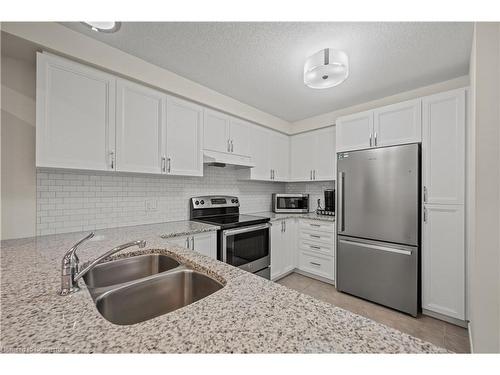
[316,189,335,216]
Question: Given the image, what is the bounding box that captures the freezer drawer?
[336,236,418,316]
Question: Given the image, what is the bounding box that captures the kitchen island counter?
[1,221,445,353]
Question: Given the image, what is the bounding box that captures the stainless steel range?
[190,196,271,279]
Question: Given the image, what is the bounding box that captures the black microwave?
[272,194,309,213]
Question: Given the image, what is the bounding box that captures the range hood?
[203,150,255,168]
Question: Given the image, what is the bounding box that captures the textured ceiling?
[61,22,473,122]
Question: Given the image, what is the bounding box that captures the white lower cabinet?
[165,232,217,259]
[422,204,465,321]
[271,218,335,282]
[271,219,296,280]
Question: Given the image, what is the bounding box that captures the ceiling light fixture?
[82,22,121,33]
[304,48,349,89]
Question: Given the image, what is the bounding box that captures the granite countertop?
[251,211,335,222]
[1,221,445,353]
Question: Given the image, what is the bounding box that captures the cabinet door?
[229,118,250,156]
[335,110,373,152]
[282,219,296,273]
[166,96,204,176]
[373,99,422,147]
[165,235,190,248]
[248,126,271,181]
[271,220,284,279]
[313,126,336,180]
[116,79,165,174]
[203,109,230,153]
[422,204,465,320]
[269,131,290,181]
[192,232,217,259]
[36,53,116,171]
[422,89,465,205]
[290,131,316,181]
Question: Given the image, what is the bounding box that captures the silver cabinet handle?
[310,262,321,266]
[424,206,427,223]
[310,234,321,239]
[167,157,171,173]
[110,150,115,170]
[309,245,321,250]
[374,132,377,146]
[369,133,372,147]
[161,155,166,173]
[423,186,428,203]
[284,220,286,232]
[270,169,273,180]
[339,239,413,256]
[313,170,316,180]
[273,169,276,180]
[310,223,321,228]
[281,220,284,232]
[231,140,234,152]
[185,237,190,248]
[310,170,313,180]
[227,139,230,152]
[338,172,345,232]
[191,236,195,250]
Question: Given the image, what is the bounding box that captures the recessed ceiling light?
[304,48,349,89]
[82,22,121,33]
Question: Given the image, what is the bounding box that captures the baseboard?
[468,321,474,353]
[294,268,335,285]
[422,308,468,328]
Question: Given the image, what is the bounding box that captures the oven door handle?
[221,223,271,263]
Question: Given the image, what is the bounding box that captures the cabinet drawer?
[298,251,334,280]
[299,239,333,256]
[299,219,334,234]
[300,229,333,244]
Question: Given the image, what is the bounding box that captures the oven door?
[222,223,271,274]
[273,195,309,213]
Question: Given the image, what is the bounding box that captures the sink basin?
[94,269,223,325]
[83,254,180,288]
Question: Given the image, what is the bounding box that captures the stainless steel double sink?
[83,254,224,325]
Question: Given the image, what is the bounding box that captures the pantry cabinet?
[271,219,296,280]
[115,79,166,174]
[336,99,421,152]
[36,52,116,171]
[289,126,335,181]
[165,232,217,259]
[166,96,204,176]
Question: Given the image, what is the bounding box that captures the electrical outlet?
[145,199,158,211]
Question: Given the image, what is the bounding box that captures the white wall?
[1,54,37,240]
[468,22,500,353]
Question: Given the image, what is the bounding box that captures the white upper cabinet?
[269,131,290,181]
[166,96,204,176]
[36,53,116,171]
[290,131,316,181]
[373,99,422,147]
[115,79,166,174]
[422,89,465,205]
[290,127,335,181]
[229,118,250,156]
[248,125,271,180]
[422,204,465,320]
[203,109,230,153]
[314,127,336,181]
[336,110,373,152]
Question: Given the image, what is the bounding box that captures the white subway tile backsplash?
[36,166,286,236]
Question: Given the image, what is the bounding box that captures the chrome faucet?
[60,232,146,295]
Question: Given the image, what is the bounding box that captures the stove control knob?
[200,200,205,205]
[195,200,199,205]
[231,199,235,203]
[235,199,239,204]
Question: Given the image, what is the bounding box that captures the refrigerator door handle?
[338,171,345,232]
[339,239,413,256]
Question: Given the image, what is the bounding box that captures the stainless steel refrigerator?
[336,143,420,316]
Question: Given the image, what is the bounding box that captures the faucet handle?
[62,232,95,265]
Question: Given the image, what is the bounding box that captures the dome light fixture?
[82,22,121,33]
[304,48,349,89]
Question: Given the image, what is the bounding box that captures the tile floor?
[276,272,470,353]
